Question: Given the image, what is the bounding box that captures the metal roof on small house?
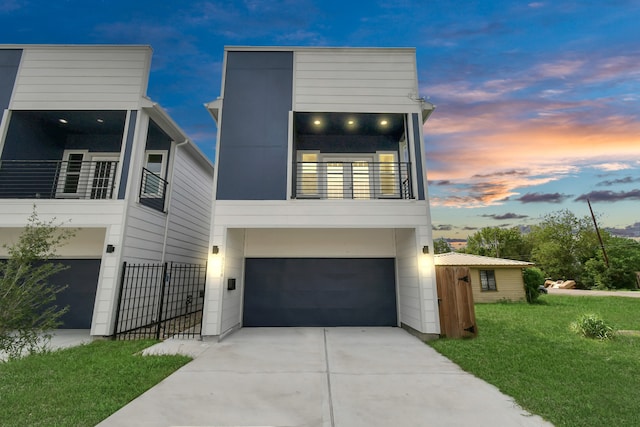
[434,252,534,267]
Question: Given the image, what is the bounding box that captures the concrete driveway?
[98,327,552,427]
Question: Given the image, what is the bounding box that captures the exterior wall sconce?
[106,244,115,253]
[212,245,219,254]
[422,245,429,254]
[227,278,236,290]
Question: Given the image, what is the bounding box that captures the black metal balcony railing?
[0,159,118,199]
[139,167,168,212]
[293,161,413,200]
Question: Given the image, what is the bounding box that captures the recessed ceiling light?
[347,120,354,125]
[313,120,321,125]
[97,118,104,123]
[58,118,68,124]
[380,120,388,126]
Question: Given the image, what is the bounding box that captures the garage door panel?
[47,259,100,329]
[243,258,397,327]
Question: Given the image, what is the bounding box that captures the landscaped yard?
[429,295,640,427]
[0,340,191,427]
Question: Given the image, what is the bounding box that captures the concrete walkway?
[98,327,552,427]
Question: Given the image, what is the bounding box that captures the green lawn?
[429,295,640,427]
[0,340,191,427]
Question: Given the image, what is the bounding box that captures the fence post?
[155,262,169,340]
[112,262,128,338]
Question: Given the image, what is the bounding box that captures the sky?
[2,0,639,243]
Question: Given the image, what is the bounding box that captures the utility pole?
[587,198,609,268]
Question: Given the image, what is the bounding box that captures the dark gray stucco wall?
[412,113,425,200]
[117,110,137,199]
[216,51,293,200]
[0,49,22,110]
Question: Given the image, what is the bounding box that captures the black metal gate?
[113,262,206,340]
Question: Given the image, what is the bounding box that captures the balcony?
[0,159,119,200]
[139,167,168,212]
[293,161,413,200]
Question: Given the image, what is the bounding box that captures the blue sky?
[2,0,639,242]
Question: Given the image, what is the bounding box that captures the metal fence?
[113,262,207,340]
[0,159,118,199]
[292,161,413,199]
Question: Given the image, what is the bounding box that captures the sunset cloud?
[517,192,572,203]
[597,176,640,186]
[592,163,633,172]
[575,190,640,202]
[606,222,640,238]
[481,213,529,220]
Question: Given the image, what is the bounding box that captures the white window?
[297,151,319,197]
[376,151,400,198]
[57,150,118,199]
[142,151,167,197]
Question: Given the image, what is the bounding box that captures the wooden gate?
[436,266,478,338]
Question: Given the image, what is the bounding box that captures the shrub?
[0,208,74,361]
[523,267,545,303]
[570,314,614,340]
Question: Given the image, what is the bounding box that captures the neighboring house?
[203,46,439,339]
[0,45,214,336]
[434,252,534,302]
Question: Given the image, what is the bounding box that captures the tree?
[523,267,545,303]
[461,226,531,261]
[526,210,599,285]
[433,237,452,254]
[582,236,640,289]
[0,208,74,361]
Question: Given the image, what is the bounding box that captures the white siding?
[212,200,432,229]
[219,228,245,335]
[120,205,166,264]
[395,228,422,331]
[164,148,213,264]
[294,49,419,113]
[11,46,150,110]
[245,228,395,257]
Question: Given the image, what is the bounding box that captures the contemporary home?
[203,46,439,339]
[0,45,214,336]
[434,252,534,302]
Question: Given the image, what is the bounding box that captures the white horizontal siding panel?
[11,92,141,102]
[19,67,146,77]
[295,70,415,81]
[164,148,213,264]
[294,50,418,112]
[296,79,413,89]
[12,47,149,109]
[17,76,143,86]
[213,201,431,229]
[295,52,415,64]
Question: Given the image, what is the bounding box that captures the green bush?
[522,267,545,303]
[0,208,74,361]
[570,313,614,340]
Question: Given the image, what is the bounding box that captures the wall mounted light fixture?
[106,244,115,253]
[212,245,219,254]
[422,245,429,254]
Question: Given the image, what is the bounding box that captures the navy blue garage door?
[50,259,100,329]
[243,258,397,327]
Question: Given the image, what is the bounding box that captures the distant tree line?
[433,209,640,289]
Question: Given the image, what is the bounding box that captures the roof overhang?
[205,98,222,125]
[142,97,214,172]
[422,101,436,124]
